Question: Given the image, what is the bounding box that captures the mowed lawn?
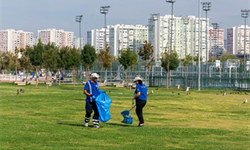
[0,82,249,150]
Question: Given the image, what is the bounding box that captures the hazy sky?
[0,0,249,41]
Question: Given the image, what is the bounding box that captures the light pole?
[202,2,211,75]
[100,6,111,51]
[182,17,189,60]
[241,9,250,78]
[198,0,201,91]
[166,0,176,88]
[212,23,219,61]
[76,15,83,79]
[166,0,176,54]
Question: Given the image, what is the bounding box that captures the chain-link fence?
[63,61,250,90]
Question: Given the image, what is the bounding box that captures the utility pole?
[202,2,211,75]
[241,9,250,78]
[76,15,83,79]
[100,6,111,51]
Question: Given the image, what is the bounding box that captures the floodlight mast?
[76,15,83,79]
[212,23,219,62]
[100,6,111,51]
[182,17,189,60]
[241,9,250,78]
[202,2,211,75]
[198,0,201,91]
[166,0,176,54]
[166,0,176,88]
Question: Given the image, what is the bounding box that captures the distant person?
[83,73,100,128]
[132,77,149,127]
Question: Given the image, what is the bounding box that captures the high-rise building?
[227,25,250,54]
[87,26,111,53]
[148,14,209,61]
[73,37,84,49]
[209,28,225,58]
[0,29,33,53]
[109,24,148,57]
[38,28,74,48]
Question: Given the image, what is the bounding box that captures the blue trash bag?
[95,90,112,122]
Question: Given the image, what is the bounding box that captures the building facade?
[148,14,209,61]
[209,28,225,58]
[0,29,33,53]
[38,28,74,48]
[87,26,111,53]
[73,37,84,49]
[109,24,148,57]
[227,25,250,55]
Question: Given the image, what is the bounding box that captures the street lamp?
[100,6,111,51]
[241,9,250,78]
[166,0,176,54]
[76,15,83,79]
[212,23,219,61]
[202,2,211,74]
[182,17,189,60]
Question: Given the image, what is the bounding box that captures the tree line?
[0,39,239,89]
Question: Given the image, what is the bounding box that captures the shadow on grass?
[57,122,87,127]
[105,122,134,127]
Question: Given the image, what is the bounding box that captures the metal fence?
[63,61,250,90]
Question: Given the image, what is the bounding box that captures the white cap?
[133,77,142,82]
[91,73,99,78]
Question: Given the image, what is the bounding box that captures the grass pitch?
[0,83,249,150]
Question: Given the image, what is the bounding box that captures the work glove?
[132,99,135,104]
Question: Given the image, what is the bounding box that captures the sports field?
[0,82,249,150]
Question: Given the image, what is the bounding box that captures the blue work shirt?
[135,84,147,101]
[84,80,99,102]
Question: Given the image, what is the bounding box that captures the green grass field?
[0,83,249,150]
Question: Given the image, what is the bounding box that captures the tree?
[57,47,67,85]
[12,47,20,82]
[98,43,112,82]
[19,47,32,81]
[0,51,13,73]
[118,48,130,86]
[65,47,81,87]
[194,54,203,62]
[138,40,154,86]
[28,39,44,87]
[182,54,192,91]
[161,48,180,89]
[128,49,139,90]
[218,52,236,62]
[81,44,97,82]
[42,45,58,85]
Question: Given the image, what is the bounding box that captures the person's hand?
[132,99,135,104]
[90,94,93,97]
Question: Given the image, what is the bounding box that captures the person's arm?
[133,92,141,99]
[84,90,93,96]
[147,92,149,96]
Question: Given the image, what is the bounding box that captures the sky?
[0,0,249,41]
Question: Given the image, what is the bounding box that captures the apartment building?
[87,26,111,53]
[73,37,84,49]
[0,29,33,53]
[227,25,250,54]
[148,14,209,61]
[209,28,225,58]
[38,28,74,48]
[109,24,148,57]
